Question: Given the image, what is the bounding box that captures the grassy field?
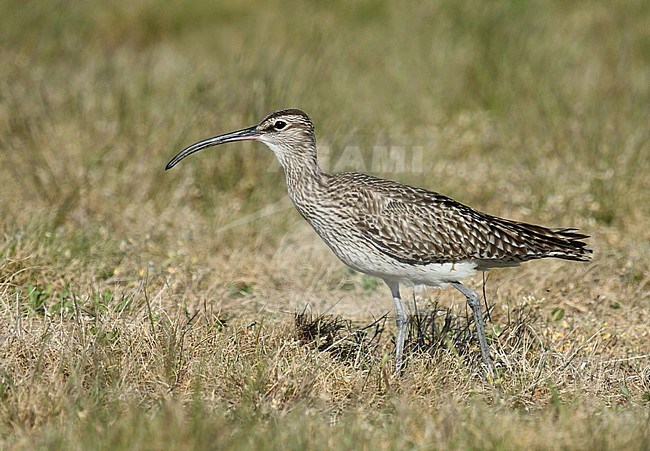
[1,0,649,448]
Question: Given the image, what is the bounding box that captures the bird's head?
[165,109,315,170]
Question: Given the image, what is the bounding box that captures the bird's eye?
[274,120,287,130]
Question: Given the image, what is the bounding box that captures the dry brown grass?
[1,0,649,448]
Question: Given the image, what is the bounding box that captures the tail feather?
[493,217,593,262]
[548,227,592,261]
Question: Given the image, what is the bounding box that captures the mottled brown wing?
[339,173,591,266]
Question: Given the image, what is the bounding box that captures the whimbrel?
[166,109,592,373]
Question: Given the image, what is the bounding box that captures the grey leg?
[385,280,407,373]
[450,282,494,373]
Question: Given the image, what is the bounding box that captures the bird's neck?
[265,140,327,211]
[263,139,329,204]
[282,153,327,202]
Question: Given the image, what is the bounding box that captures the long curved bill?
[165,125,260,170]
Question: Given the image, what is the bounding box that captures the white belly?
[345,253,478,287]
[316,226,478,287]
